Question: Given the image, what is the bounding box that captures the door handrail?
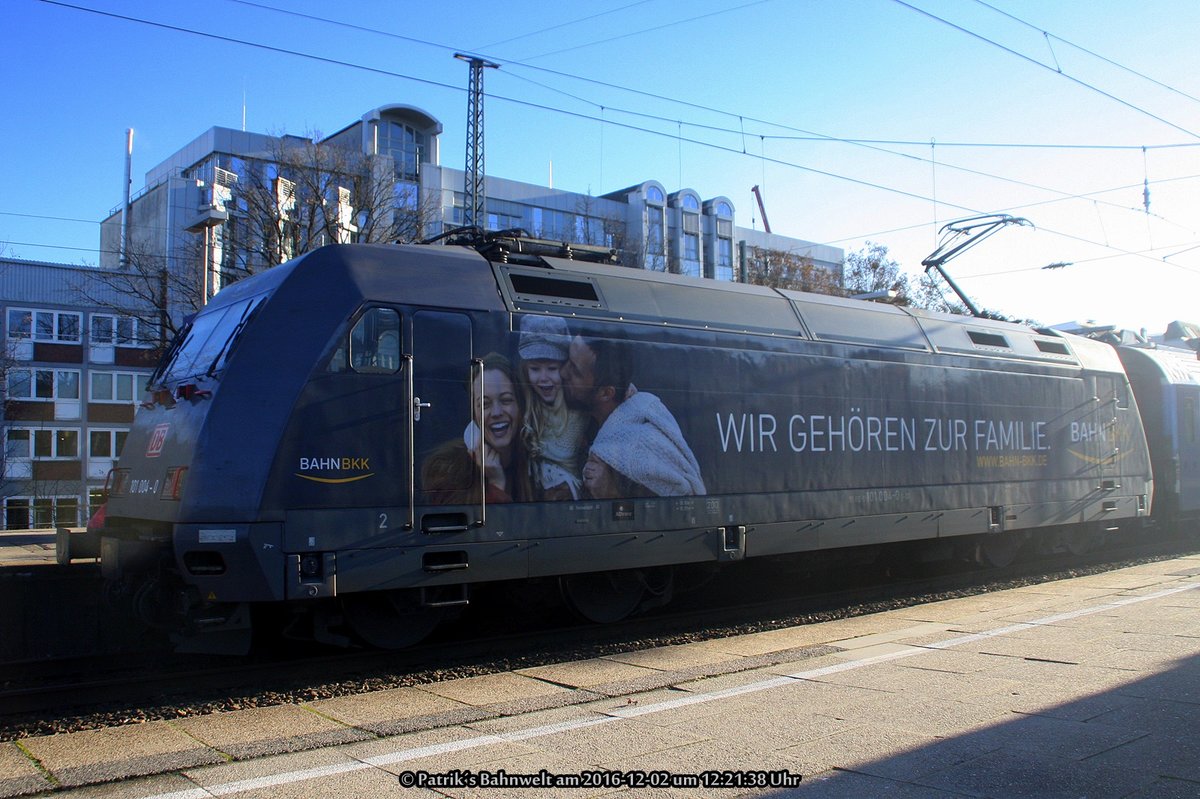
[404,353,415,530]
[472,357,486,527]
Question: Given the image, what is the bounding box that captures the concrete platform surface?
[2,552,1199,798]
[0,531,57,569]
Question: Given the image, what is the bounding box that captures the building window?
[91,314,156,347]
[479,197,527,233]
[87,487,107,521]
[716,238,735,281]
[90,371,150,403]
[375,120,426,180]
[4,427,81,465]
[89,429,129,459]
[645,207,666,271]
[90,315,114,344]
[646,186,665,204]
[6,429,31,461]
[716,201,733,217]
[10,496,81,529]
[4,498,31,530]
[7,368,80,401]
[682,194,700,211]
[6,309,31,339]
[678,211,701,277]
[7,308,82,343]
[29,428,80,459]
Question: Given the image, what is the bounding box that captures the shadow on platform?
[769,651,1200,798]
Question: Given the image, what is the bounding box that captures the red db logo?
[146,424,169,458]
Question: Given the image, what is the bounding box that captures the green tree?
[842,242,911,302]
[842,242,1022,321]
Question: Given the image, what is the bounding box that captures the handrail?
[472,357,486,528]
[404,354,415,531]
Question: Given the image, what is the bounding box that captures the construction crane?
[751,185,771,234]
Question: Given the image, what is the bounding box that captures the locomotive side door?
[1069,373,1130,492]
[1093,373,1137,483]
[409,310,474,527]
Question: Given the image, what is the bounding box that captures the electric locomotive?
[98,237,1154,650]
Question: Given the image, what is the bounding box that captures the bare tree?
[0,335,17,497]
[77,133,444,340]
[572,197,626,257]
[744,246,841,294]
[72,241,183,344]
[229,135,441,273]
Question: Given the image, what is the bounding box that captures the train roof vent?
[968,330,1010,349]
[507,272,604,309]
[510,260,805,336]
[784,291,929,350]
[1035,339,1070,355]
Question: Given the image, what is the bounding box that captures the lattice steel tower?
[455,54,500,230]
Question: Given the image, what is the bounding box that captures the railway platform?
[3,552,1200,798]
[0,530,57,569]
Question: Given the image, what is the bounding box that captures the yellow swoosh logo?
[1067,449,1129,465]
[296,473,374,484]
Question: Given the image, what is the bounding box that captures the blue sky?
[3,0,1199,334]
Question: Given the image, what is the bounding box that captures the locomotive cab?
[100,244,508,649]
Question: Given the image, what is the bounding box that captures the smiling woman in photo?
[421,353,533,504]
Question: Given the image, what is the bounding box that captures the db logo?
[146,424,169,458]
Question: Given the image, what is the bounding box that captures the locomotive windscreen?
[158,293,268,382]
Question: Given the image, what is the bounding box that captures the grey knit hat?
[589,391,706,497]
[518,315,570,362]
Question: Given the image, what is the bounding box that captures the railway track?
[3,527,1196,743]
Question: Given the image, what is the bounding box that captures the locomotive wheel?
[342,589,443,649]
[978,532,1020,568]
[560,569,648,624]
[132,575,178,629]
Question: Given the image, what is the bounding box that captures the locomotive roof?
[494,251,1113,371]
[201,243,1120,375]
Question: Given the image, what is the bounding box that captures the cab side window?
[329,308,401,374]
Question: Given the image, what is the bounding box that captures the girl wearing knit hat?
[517,316,589,500]
[582,391,706,499]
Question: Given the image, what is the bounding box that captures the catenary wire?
[967,0,1200,108]
[469,0,660,53]
[24,0,1200,277]
[219,0,1200,235]
[218,0,1200,236]
[886,0,1200,140]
